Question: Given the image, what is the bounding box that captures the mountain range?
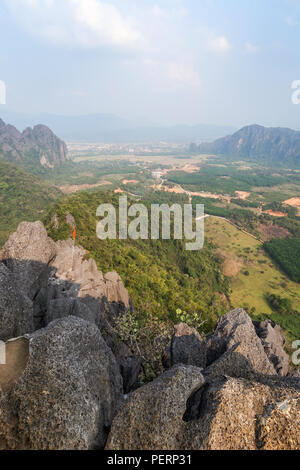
[192,124,300,167]
[0,111,236,143]
[0,118,68,171]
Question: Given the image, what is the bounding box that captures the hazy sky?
[1,0,300,128]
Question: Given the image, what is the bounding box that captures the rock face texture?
[205,308,277,376]
[203,343,257,380]
[0,119,68,169]
[119,356,142,395]
[0,264,33,341]
[51,239,130,309]
[0,222,130,330]
[0,221,56,299]
[254,319,290,377]
[0,317,123,450]
[106,365,205,450]
[185,375,300,450]
[107,368,300,451]
[171,323,206,369]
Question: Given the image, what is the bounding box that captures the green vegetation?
[0,161,62,246]
[192,196,258,233]
[264,238,300,283]
[255,293,300,340]
[167,165,287,195]
[2,147,300,343]
[43,191,230,334]
[266,293,293,315]
[263,201,297,218]
[274,218,300,238]
[231,198,260,209]
[39,160,141,186]
[205,216,300,339]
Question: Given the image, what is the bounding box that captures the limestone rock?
[0,317,123,450]
[0,119,68,168]
[119,356,142,394]
[0,221,56,299]
[106,365,205,450]
[185,375,300,450]
[0,264,34,341]
[65,211,75,228]
[50,213,59,229]
[289,369,300,378]
[203,343,257,380]
[205,309,276,376]
[45,297,96,325]
[106,368,300,450]
[254,320,290,376]
[171,323,206,369]
[51,239,130,307]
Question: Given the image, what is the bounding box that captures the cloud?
[207,34,231,53]
[5,0,141,48]
[151,4,188,20]
[142,58,201,89]
[245,42,260,54]
[166,62,201,88]
[285,16,297,27]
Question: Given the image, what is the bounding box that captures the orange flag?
[73,226,76,240]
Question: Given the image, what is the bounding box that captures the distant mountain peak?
[0,118,68,170]
[192,124,300,167]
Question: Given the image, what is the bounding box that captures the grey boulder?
[106,365,205,450]
[106,369,300,450]
[0,221,56,299]
[0,316,123,450]
[205,309,276,376]
[254,319,290,376]
[0,264,34,341]
[171,323,206,369]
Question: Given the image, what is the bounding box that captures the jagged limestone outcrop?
[107,367,300,451]
[51,239,130,309]
[254,319,290,376]
[0,221,56,299]
[106,365,205,450]
[107,310,299,450]
[170,323,206,369]
[0,221,138,399]
[0,264,33,341]
[0,119,68,169]
[0,317,123,450]
[205,308,277,376]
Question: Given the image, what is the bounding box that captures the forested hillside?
[43,191,230,333]
[0,161,62,246]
